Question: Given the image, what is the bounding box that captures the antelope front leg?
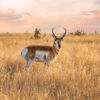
[43,55,49,67]
[45,59,50,67]
[25,59,34,71]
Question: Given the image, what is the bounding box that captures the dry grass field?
[0,33,100,100]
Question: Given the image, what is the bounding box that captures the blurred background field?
[0,33,100,100]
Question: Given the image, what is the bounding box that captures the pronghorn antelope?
[21,28,67,70]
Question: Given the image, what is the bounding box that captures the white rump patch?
[21,48,28,58]
[35,50,49,61]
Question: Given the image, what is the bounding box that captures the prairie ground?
[0,34,100,100]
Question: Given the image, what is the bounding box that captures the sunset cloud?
[0,12,21,21]
[0,0,100,33]
[96,0,100,4]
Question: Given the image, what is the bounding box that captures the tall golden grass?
[0,34,100,100]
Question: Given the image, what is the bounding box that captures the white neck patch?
[54,41,59,49]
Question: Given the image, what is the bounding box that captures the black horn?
[60,28,67,39]
[52,28,67,39]
[52,28,57,39]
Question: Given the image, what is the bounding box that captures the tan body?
[21,28,67,70]
[26,45,59,61]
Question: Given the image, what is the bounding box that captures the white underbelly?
[35,50,49,61]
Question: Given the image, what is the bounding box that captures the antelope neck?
[53,41,60,52]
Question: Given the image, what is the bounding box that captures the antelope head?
[52,28,67,49]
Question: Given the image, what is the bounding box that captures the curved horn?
[52,28,57,39]
[60,28,67,39]
[52,28,67,39]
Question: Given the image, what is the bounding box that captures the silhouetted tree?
[34,28,41,38]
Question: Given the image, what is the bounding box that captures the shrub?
[34,28,41,39]
[74,30,85,35]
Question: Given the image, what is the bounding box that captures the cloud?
[96,0,100,4]
[27,0,95,17]
[0,12,22,20]
[24,12,32,16]
[0,8,33,32]
[74,9,100,32]
[90,10,99,14]
[0,9,22,20]
[81,10,100,17]
[0,0,100,33]
[0,8,32,21]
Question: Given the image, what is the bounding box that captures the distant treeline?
[0,29,99,37]
[69,30,99,35]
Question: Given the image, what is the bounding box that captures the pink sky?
[0,0,100,33]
